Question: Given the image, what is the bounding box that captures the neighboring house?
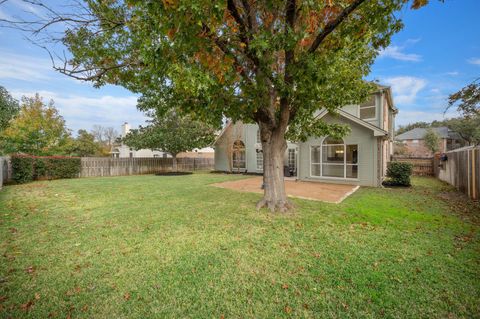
[214,86,397,187]
[395,127,464,157]
[111,122,170,158]
[110,122,215,158]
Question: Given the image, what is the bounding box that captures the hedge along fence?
[11,155,81,184]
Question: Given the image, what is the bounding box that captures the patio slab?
[211,176,359,203]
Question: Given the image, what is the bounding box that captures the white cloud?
[384,76,427,104]
[0,8,13,20]
[445,71,459,76]
[0,50,54,82]
[467,58,480,65]
[378,46,422,62]
[9,0,47,19]
[10,90,147,132]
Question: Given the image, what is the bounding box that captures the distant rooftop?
[396,127,457,140]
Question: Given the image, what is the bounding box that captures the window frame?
[256,150,263,170]
[359,95,377,121]
[310,137,359,180]
[232,140,246,169]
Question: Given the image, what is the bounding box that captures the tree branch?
[308,0,367,54]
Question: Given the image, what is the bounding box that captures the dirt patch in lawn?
[211,176,359,203]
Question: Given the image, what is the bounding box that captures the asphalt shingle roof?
[396,127,452,140]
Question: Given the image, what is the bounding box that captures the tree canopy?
[0,86,20,133]
[448,79,480,116]
[0,94,72,156]
[67,129,102,157]
[122,111,216,158]
[423,128,440,154]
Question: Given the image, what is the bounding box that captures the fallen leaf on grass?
[26,266,35,274]
[20,300,34,311]
[284,305,292,314]
[282,284,289,290]
[34,293,40,300]
[124,292,131,301]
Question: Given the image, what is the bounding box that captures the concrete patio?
[211,176,359,203]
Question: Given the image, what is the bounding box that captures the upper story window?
[359,95,376,120]
[256,129,261,143]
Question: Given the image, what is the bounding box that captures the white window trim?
[309,138,359,180]
[359,104,377,121]
[256,150,263,170]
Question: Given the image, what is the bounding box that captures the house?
[110,122,170,158]
[110,122,215,158]
[395,127,463,157]
[214,86,397,187]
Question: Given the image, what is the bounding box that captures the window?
[311,137,358,179]
[288,149,296,171]
[256,129,261,143]
[359,95,376,120]
[232,140,246,169]
[412,139,419,144]
[256,151,263,170]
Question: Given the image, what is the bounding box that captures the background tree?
[447,79,480,116]
[6,0,430,211]
[0,94,72,156]
[67,129,102,157]
[444,116,480,146]
[0,86,20,133]
[123,111,216,171]
[91,125,119,155]
[423,128,440,154]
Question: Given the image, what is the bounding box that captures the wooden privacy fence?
[0,156,11,189]
[435,147,480,200]
[392,156,434,176]
[80,157,214,178]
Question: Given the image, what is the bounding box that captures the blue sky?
[0,0,479,134]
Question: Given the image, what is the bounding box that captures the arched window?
[311,137,358,179]
[232,140,246,169]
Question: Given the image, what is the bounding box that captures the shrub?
[11,155,81,183]
[11,156,34,184]
[384,162,413,187]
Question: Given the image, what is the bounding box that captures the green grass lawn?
[1,173,479,318]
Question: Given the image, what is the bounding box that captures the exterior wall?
[112,144,169,158]
[297,114,379,186]
[214,122,297,173]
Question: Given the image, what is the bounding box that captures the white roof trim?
[315,109,388,137]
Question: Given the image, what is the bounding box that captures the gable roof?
[213,121,233,146]
[396,127,454,140]
[315,109,388,137]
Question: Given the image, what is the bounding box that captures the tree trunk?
[256,126,293,212]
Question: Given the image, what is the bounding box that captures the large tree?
[67,129,103,157]
[0,86,20,133]
[5,0,430,211]
[122,111,216,170]
[0,94,72,156]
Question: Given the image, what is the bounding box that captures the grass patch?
[1,174,479,318]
